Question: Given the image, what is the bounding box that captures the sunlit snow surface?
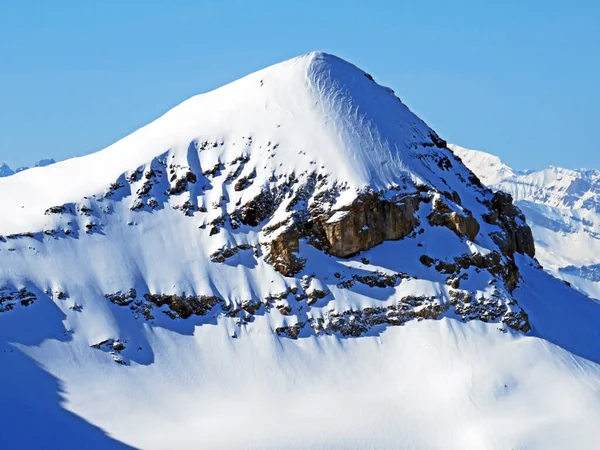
[4,265,600,449]
[453,144,600,301]
[1,54,600,449]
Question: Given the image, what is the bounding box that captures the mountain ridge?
[0,52,449,235]
[452,143,600,300]
[2,53,600,449]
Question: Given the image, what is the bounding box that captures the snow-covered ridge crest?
[0,52,444,235]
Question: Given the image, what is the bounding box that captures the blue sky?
[1,1,598,170]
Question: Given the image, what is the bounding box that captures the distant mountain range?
[0,158,56,177]
[451,144,600,300]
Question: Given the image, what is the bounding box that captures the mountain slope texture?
[2,53,600,450]
[452,143,600,301]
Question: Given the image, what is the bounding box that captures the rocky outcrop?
[336,271,409,289]
[105,288,137,306]
[106,289,224,320]
[275,322,305,339]
[321,193,422,257]
[0,287,37,312]
[277,289,530,340]
[166,171,197,196]
[44,205,67,215]
[236,188,278,227]
[265,229,306,276]
[484,191,535,257]
[91,338,128,365]
[427,198,479,241]
[419,250,522,292]
[263,191,423,276]
[210,244,256,263]
[143,293,223,319]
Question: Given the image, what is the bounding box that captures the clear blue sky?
[1,1,598,170]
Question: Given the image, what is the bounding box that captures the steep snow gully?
[1,53,600,449]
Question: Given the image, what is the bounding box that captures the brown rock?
[427,199,480,241]
[321,193,421,257]
[266,228,306,276]
[485,192,535,257]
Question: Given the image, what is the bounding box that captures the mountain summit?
[2,54,600,449]
[0,52,448,233]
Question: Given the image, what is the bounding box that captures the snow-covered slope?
[452,143,600,300]
[2,53,600,450]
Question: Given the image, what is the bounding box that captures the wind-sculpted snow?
[1,54,599,449]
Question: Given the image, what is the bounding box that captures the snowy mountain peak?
[4,54,600,450]
[0,52,538,342]
[0,52,447,234]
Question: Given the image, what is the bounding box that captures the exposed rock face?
[236,188,277,227]
[427,198,480,241]
[166,171,197,196]
[484,191,535,257]
[321,193,421,257]
[44,205,67,215]
[275,289,530,339]
[420,250,522,292]
[105,289,137,306]
[336,271,408,289]
[20,140,534,288]
[89,164,535,338]
[143,293,223,319]
[2,141,538,343]
[262,192,422,275]
[266,229,306,276]
[2,138,538,343]
[210,244,256,263]
[259,181,534,281]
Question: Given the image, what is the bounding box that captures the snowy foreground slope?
[452,144,600,301]
[2,53,600,449]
